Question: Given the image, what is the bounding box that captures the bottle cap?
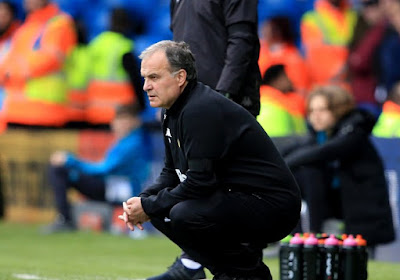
[355,234,367,246]
[290,233,304,245]
[324,234,339,246]
[304,233,318,245]
[343,234,358,246]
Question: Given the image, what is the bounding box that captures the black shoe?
[147,257,206,280]
[40,215,76,235]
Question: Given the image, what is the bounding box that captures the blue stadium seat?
[145,4,172,40]
[133,33,165,57]
[53,0,82,18]
[81,5,110,42]
[299,0,316,14]
[104,0,157,22]
[258,0,301,23]
[6,0,25,20]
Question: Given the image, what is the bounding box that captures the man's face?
[328,0,344,7]
[361,0,383,25]
[0,3,14,31]
[141,50,185,109]
[275,72,294,93]
[23,0,47,14]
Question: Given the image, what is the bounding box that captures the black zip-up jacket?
[140,81,300,216]
[170,0,261,116]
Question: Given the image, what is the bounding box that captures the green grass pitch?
[0,222,399,279]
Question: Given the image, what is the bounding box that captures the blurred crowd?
[0,0,398,136]
[0,0,171,131]
[258,0,400,139]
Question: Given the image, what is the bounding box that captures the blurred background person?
[259,16,310,97]
[300,0,357,89]
[373,81,400,137]
[63,18,90,127]
[0,1,20,62]
[0,0,76,128]
[42,103,151,234]
[85,7,145,128]
[279,85,395,250]
[257,64,307,138]
[348,0,387,118]
[377,0,400,98]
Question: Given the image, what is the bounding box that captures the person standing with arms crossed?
[119,40,301,280]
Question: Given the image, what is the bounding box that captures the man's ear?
[176,69,187,86]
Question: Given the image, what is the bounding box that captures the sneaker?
[40,215,76,235]
[147,257,206,280]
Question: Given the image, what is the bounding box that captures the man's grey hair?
[139,40,197,82]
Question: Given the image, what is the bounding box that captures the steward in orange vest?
[64,19,90,125]
[257,64,307,137]
[85,8,143,126]
[373,82,400,138]
[259,16,310,97]
[300,0,357,89]
[0,0,77,127]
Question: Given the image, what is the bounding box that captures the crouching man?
[120,40,301,280]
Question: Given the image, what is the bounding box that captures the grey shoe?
[147,257,206,280]
[40,215,76,235]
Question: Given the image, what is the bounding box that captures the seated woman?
[280,85,395,248]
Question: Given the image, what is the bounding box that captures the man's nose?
[143,79,151,91]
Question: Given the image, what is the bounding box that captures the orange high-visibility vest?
[259,41,310,97]
[85,31,137,125]
[373,101,400,138]
[257,85,307,137]
[0,3,76,126]
[64,44,90,122]
[301,0,356,89]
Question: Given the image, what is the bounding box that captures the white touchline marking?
[12,274,206,280]
[12,273,60,280]
[12,274,41,280]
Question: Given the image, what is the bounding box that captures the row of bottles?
[280,233,368,280]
